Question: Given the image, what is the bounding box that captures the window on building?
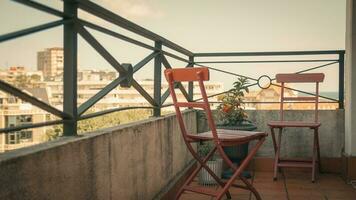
[7,96,17,104]
[7,132,18,144]
[18,115,32,123]
[20,131,32,142]
[4,115,34,145]
[6,131,33,144]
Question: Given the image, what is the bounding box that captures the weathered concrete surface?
[197,110,345,158]
[0,111,196,200]
[345,0,356,157]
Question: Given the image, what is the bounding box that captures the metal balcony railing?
[0,0,345,136]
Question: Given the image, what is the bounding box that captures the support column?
[153,41,162,117]
[63,0,78,136]
[344,0,356,181]
[188,56,194,101]
[339,52,345,109]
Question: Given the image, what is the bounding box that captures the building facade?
[45,70,224,113]
[0,90,48,153]
[37,47,64,79]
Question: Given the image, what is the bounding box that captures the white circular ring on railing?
[257,75,272,89]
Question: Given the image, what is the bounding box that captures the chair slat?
[276,73,324,83]
[176,102,206,108]
[283,96,317,101]
[164,67,209,82]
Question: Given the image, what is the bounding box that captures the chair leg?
[175,143,231,200]
[271,127,277,153]
[239,175,262,200]
[273,128,282,181]
[315,128,322,173]
[312,128,320,183]
[216,138,265,200]
[174,145,215,199]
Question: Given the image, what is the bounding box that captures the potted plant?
[216,77,257,179]
[197,141,223,185]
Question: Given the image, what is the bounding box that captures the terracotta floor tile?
[288,194,325,200]
[174,171,356,200]
[179,193,214,200]
[228,193,251,200]
[250,194,288,200]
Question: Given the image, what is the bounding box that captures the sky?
[0,0,346,93]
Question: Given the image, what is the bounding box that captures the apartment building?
[46,70,224,113]
[0,89,48,152]
[244,84,338,110]
[37,47,64,79]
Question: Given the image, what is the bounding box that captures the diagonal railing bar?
[267,61,339,83]
[77,24,156,106]
[194,63,258,81]
[0,80,69,118]
[131,80,156,106]
[195,59,338,64]
[0,19,71,43]
[80,19,156,51]
[271,83,338,102]
[160,88,171,105]
[76,24,126,73]
[295,61,338,74]
[161,62,193,105]
[133,51,160,73]
[79,19,190,63]
[193,80,338,103]
[77,76,126,116]
[77,0,193,56]
[79,106,154,120]
[176,85,189,102]
[12,0,66,18]
[0,119,65,133]
[161,55,190,101]
[78,52,159,116]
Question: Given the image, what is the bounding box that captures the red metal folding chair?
[164,67,267,200]
[268,73,324,182]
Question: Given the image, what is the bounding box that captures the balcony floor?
[179,171,356,200]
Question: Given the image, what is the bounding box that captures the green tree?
[44,109,152,141]
[14,75,31,88]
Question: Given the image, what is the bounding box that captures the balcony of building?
[0,1,356,200]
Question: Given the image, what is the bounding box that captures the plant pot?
[217,120,257,179]
[198,158,223,185]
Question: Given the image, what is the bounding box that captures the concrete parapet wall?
[0,111,196,200]
[197,110,345,158]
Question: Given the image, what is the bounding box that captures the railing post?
[339,52,345,109]
[188,56,194,101]
[153,41,162,116]
[63,0,78,136]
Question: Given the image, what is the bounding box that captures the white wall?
[345,0,356,156]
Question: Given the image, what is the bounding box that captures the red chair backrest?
[275,73,325,122]
[164,67,210,82]
[164,67,219,142]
